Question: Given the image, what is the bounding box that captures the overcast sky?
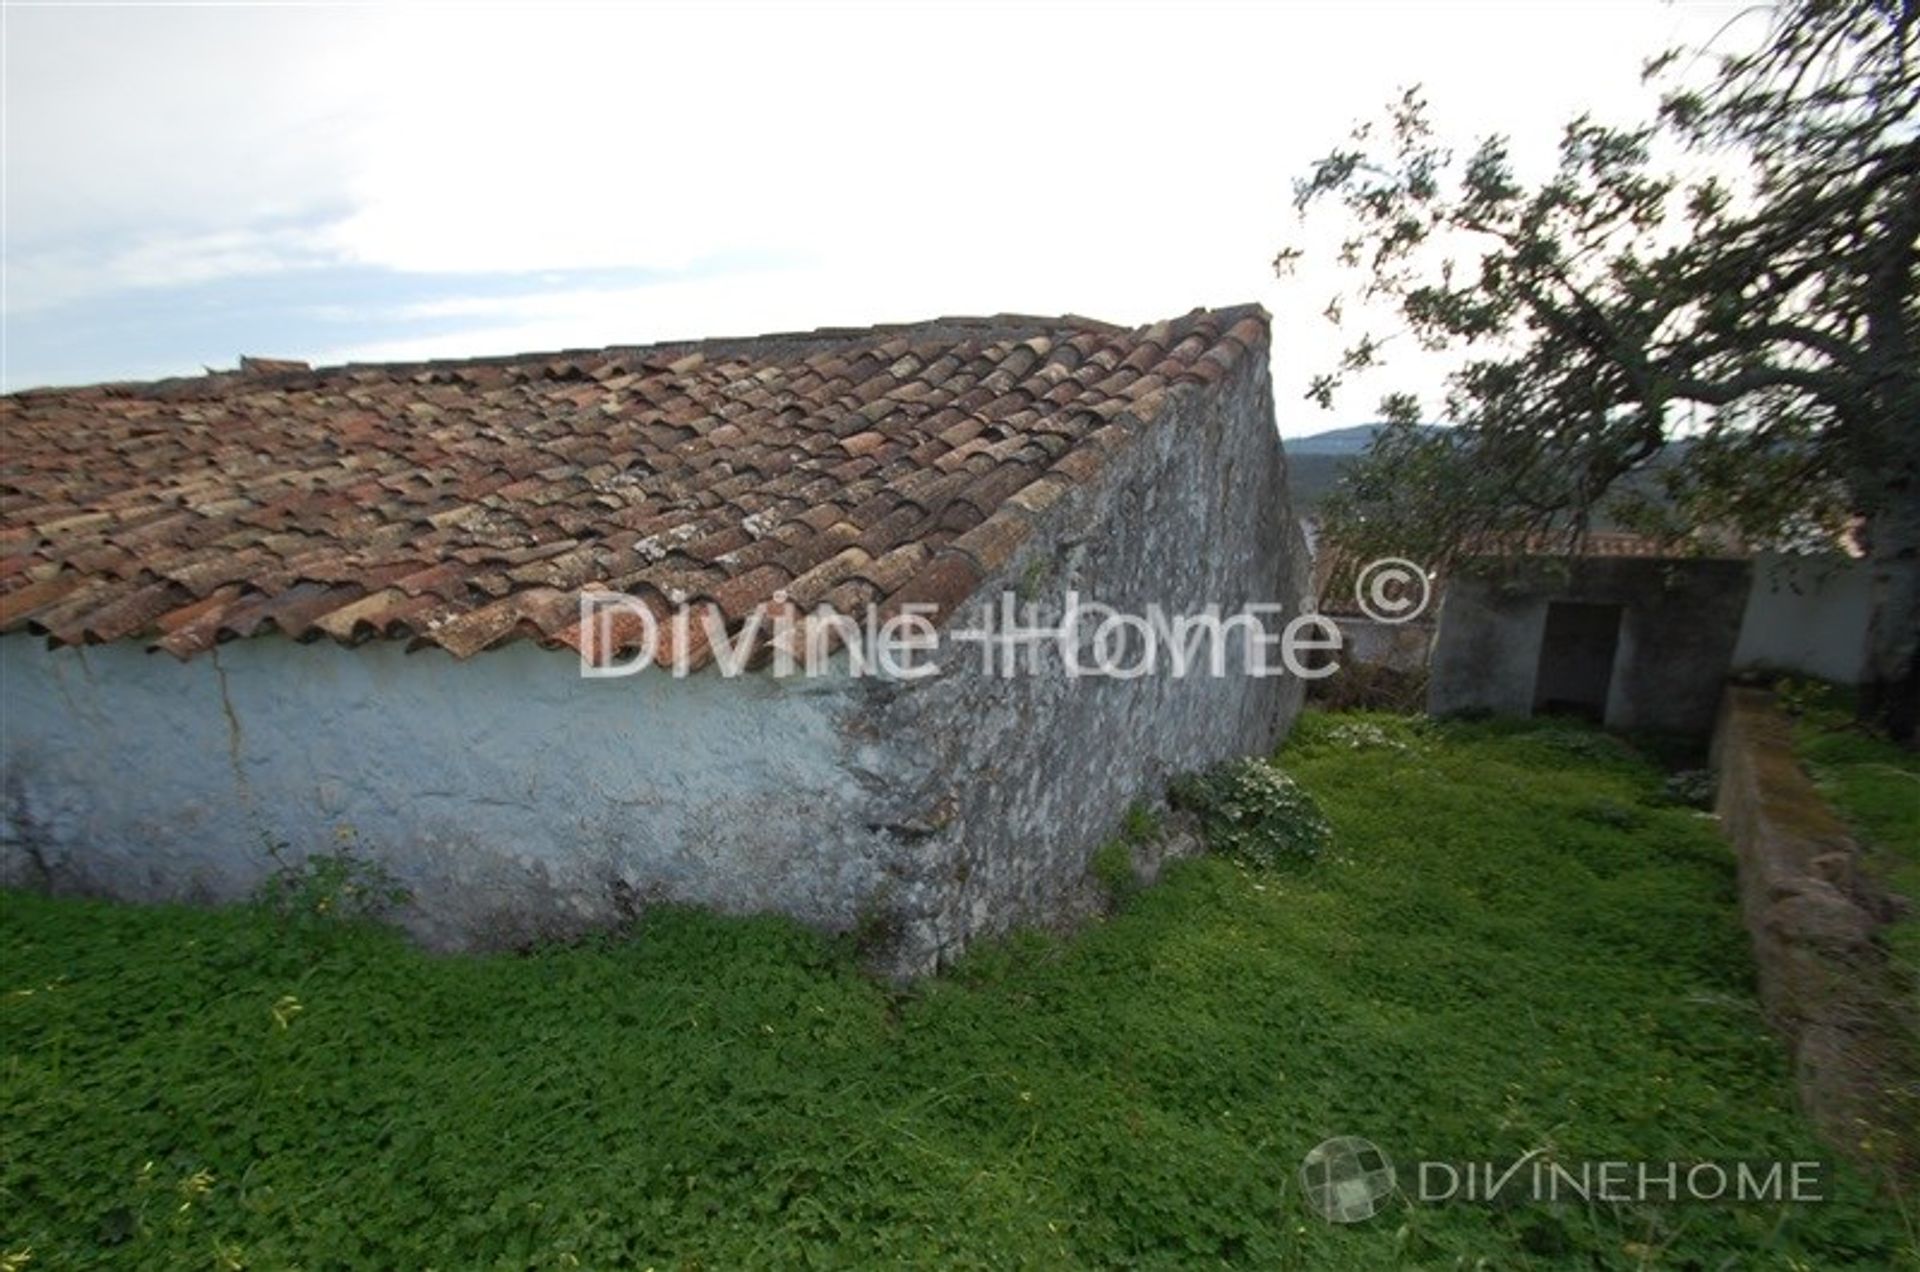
[2,0,1753,434]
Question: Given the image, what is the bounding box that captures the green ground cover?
[3,712,1910,1268]
[1785,682,1920,973]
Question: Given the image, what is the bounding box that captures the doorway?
[1533,602,1623,722]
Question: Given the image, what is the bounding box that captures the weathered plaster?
[1,636,897,948]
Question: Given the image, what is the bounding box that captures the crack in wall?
[209,646,268,853]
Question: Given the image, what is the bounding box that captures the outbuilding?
[1,306,1310,972]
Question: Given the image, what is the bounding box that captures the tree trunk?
[1858,495,1920,746]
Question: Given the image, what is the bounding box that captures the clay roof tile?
[1,306,1267,660]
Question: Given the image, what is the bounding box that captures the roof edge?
[5,305,1267,401]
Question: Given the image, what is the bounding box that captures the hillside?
[1283,423,1397,512]
[1283,424,1689,524]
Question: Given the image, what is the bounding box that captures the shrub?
[1170,759,1332,867]
[255,828,410,930]
[1529,724,1638,764]
[1774,676,1836,718]
[1089,802,1165,910]
[1089,839,1138,905]
[1658,768,1718,809]
[847,886,907,965]
[1321,720,1414,755]
[1307,661,1428,713]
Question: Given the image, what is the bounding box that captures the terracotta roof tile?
[879,551,983,627]
[949,509,1033,575]
[1,306,1268,660]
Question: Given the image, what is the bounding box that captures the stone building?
[0,306,1310,973]
[1428,555,1755,734]
[1427,542,1877,736]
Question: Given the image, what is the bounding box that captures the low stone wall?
[1711,688,1912,1175]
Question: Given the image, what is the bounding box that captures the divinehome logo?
[577,590,1351,680]
[575,556,1435,679]
[1300,1137,1398,1223]
[1299,1139,1830,1224]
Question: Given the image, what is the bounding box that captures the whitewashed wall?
[1731,553,1871,685]
[0,636,894,948]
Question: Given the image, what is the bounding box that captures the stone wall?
[1710,688,1911,1174]
[862,350,1311,970]
[1,351,1307,974]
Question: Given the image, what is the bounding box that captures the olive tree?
[1285,0,1917,738]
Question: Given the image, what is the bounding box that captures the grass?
[1785,682,1920,973]
[3,711,1913,1268]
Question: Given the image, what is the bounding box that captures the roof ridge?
[3,306,1266,400]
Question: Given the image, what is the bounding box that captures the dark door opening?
[1533,601,1623,722]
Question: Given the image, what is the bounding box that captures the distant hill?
[1283,421,1693,525]
[1284,423,1411,511]
[1284,453,1351,512]
[1285,423,1395,457]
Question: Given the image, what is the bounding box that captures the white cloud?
[4,0,1758,417]
[6,224,345,314]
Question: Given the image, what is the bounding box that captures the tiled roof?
[1,305,1269,663]
[1495,530,1704,559]
[1310,529,1722,617]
